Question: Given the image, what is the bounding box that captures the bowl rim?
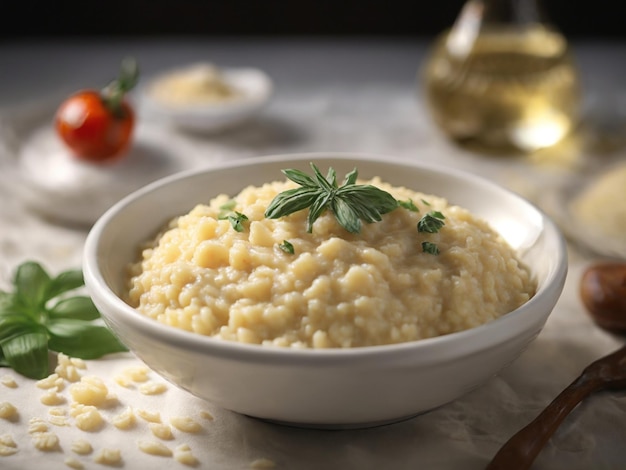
[83,151,568,365]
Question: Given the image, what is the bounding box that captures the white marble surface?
[0,37,625,470]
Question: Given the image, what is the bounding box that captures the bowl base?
[251,412,424,430]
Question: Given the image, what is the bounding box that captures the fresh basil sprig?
[0,261,127,379]
[265,163,399,233]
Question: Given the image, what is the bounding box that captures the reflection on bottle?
[421,0,582,154]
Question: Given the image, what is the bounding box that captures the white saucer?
[0,104,223,227]
[540,159,626,260]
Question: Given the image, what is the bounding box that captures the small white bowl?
[140,64,272,133]
[83,152,567,428]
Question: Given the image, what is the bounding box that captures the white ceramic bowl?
[140,65,272,133]
[83,152,567,428]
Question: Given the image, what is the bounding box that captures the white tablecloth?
[0,37,625,470]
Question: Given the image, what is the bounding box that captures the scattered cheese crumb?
[112,407,136,430]
[48,415,69,427]
[174,444,199,466]
[55,377,66,391]
[40,387,66,406]
[32,431,60,452]
[0,434,17,447]
[138,380,167,395]
[74,407,105,432]
[250,458,276,469]
[70,376,109,406]
[93,448,122,466]
[0,434,17,455]
[36,373,60,389]
[28,418,49,434]
[56,354,83,382]
[70,357,87,369]
[138,439,173,457]
[58,353,72,366]
[149,422,174,440]
[122,365,150,382]
[0,402,18,420]
[48,407,69,426]
[65,456,84,469]
[0,443,18,456]
[199,410,214,421]
[70,403,89,417]
[170,416,202,433]
[136,409,161,423]
[114,374,133,388]
[0,375,18,388]
[71,439,93,455]
[49,407,67,416]
[56,363,81,382]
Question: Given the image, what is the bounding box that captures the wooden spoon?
[485,345,626,470]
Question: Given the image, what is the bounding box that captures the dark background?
[2,0,625,40]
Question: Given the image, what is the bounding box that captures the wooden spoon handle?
[485,375,600,470]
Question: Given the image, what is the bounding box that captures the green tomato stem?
[101,57,139,118]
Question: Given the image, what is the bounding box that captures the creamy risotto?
[126,177,536,348]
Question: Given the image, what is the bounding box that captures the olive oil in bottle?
[422,0,581,153]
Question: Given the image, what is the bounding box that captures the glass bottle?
[421,0,582,153]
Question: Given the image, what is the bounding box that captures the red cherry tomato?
[55,58,139,163]
[55,90,135,162]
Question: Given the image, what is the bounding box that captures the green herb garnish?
[218,202,248,232]
[225,212,248,232]
[398,199,419,212]
[265,163,399,233]
[278,240,295,254]
[217,200,237,219]
[0,261,127,379]
[417,211,446,255]
[422,241,440,255]
[102,56,140,118]
[418,211,446,233]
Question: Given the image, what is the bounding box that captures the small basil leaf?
[0,348,8,367]
[278,240,295,254]
[325,166,337,187]
[14,261,51,311]
[306,191,332,232]
[217,200,237,219]
[48,296,100,321]
[0,291,19,316]
[282,168,317,188]
[340,185,399,215]
[45,269,85,301]
[0,314,38,341]
[398,199,419,212]
[264,187,321,219]
[1,331,50,379]
[331,196,361,233]
[227,212,248,232]
[343,167,358,186]
[422,241,441,255]
[310,163,334,191]
[47,319,127,359]
[418,212,446,233]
